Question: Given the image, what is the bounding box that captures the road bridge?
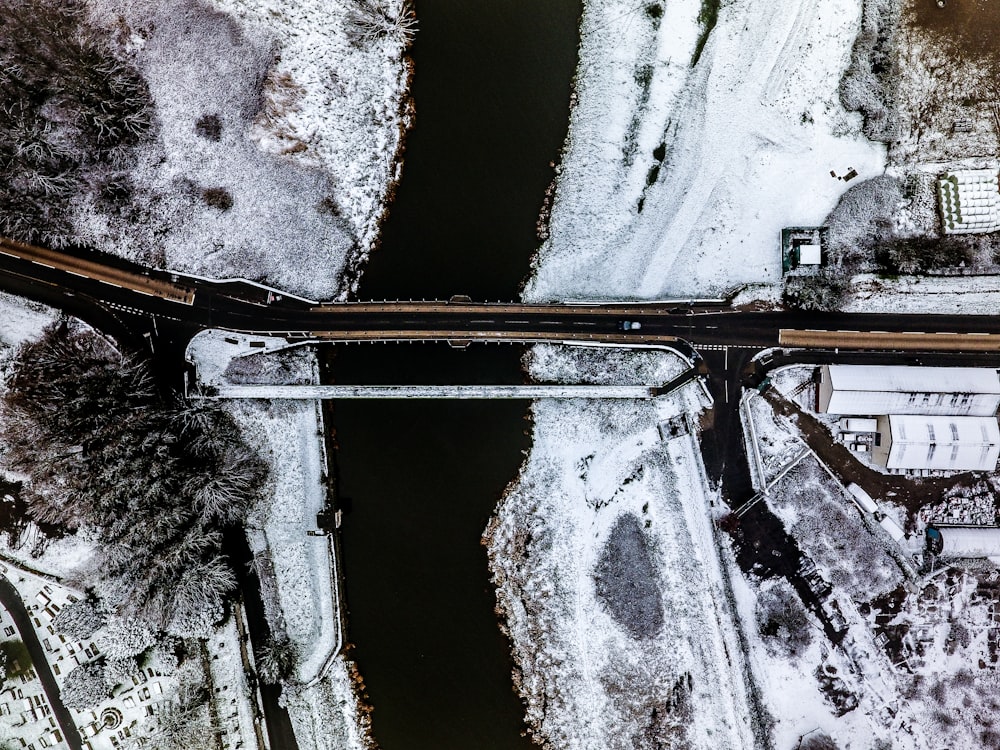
[7,236,1000,362]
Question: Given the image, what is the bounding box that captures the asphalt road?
[8,248,1000,359]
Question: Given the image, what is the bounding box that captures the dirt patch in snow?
[909,0,1000,57]
[593,513,664,639]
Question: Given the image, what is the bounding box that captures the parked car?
[617,320,642,331]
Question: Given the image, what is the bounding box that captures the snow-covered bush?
[224,347,316,386]
[824,175,903,266]
[128,684,215,750]
[800,731,840,750]
[103,655,138,690]
[593,513,664,639]
[53,596,107,641]
[783,272,848,312]
[61,661,110,710]
[874,236,972,275]
[344,0,416,47]
[98,616,155,661]
[768,461,904,601]
[754,580,813,659]
[146,636,182,675]
[839,0,898,142]
[255,633,299,684]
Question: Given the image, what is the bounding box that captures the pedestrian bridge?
[199,384,669,400]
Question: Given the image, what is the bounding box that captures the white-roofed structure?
[927,525,1000,558]
[818,365,1000,416]
[798,243,822,265]
[872,414,1000,472]
[938,169,1000,234]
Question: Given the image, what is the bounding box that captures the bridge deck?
[202,385,661,400]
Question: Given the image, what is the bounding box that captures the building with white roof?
[927,525,1000,558]
[818,365,1000,417]
[872,414,1000,472]
[938,169,1000,234]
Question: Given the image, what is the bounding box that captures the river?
[327,1,581,748]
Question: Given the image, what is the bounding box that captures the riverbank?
[524,0,884,302]
[485,345,762,749]
[187,331,372,750]
[75,0,413,302]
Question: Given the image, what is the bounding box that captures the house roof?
[886,415,1000,472]
[827,365,1000,395]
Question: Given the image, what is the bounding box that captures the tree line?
[2,322,265,634]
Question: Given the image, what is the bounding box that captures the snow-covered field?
[79,0,410,301]
[486,346,764,749]
[204,0,413,292]
[525,0,885,302]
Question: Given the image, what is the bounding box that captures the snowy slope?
[525,0,885,301]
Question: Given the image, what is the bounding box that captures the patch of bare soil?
[909,0,1000,58]
[763,389,979,524]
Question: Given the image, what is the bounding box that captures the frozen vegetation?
[485,345,763,749]
[2,322,264,635]
[0,301,261,750]
[0,0,411,301]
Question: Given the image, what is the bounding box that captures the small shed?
[798,243,822,265]
[780,226,829,273]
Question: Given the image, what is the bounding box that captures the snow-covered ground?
[203,0,413,292]
[525,0,885,302]
[726,557,881,750]
[0,294,57,377]
[79,0,410,301]
[187,330,370,749]
[485,346,764,749]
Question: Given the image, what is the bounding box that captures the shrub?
[800,731,839,750]
[874,236,971,274]
[202,187,233,211]
[61,661,110,710]
[783,271,848,312]
[824,175,903,265]
[756,581,813,659]
[344,0,417,46]
[255,633,299,683]
[839,0,899,141]
[194,114,223,141]
[53,596,106,641]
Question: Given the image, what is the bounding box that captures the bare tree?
[344,0,417,46]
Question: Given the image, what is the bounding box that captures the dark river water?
[327,1,581,748]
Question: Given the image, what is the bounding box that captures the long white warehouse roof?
[885,414,1000,472]
[820,365,1000,416]
[937,526,1000,558]
[826,365,1000,394]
